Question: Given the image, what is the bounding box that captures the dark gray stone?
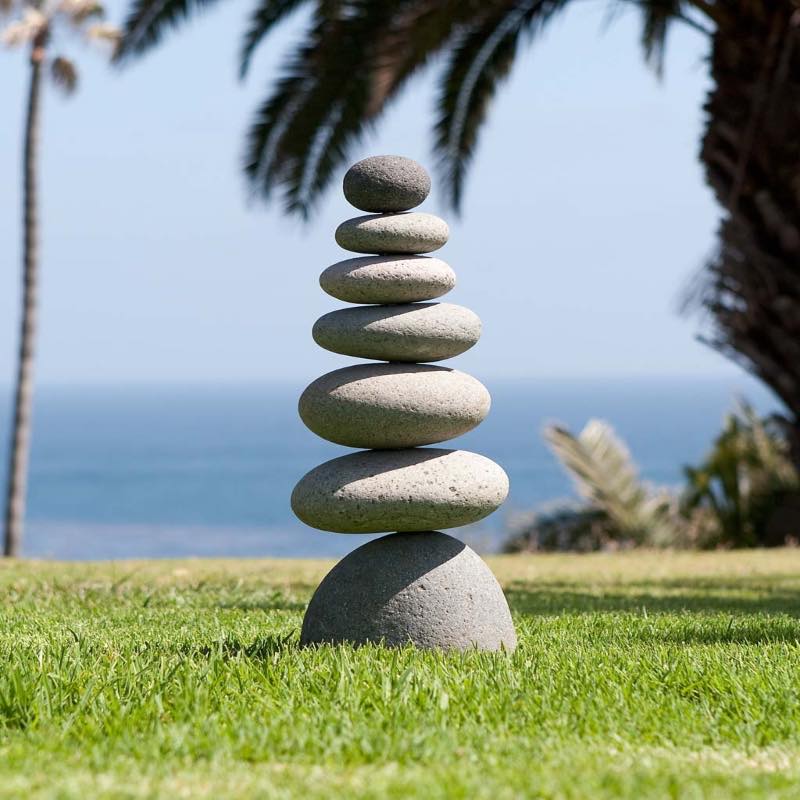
[300,531,517,651]
[343,155,431,212]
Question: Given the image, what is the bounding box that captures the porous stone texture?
[343,155,431,213]
[319,256,456,304]
[300,531,517,651]
[336,213,449,255]
[312,303,481,363]
[291,448,509,533]
[298,363,490,448]
[293,154,515,652]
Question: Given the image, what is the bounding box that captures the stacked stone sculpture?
[292,155,516,652]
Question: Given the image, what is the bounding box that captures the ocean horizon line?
[0,377,784,560]
[0,372,771,392]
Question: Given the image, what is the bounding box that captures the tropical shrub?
[504,502,624,554]
[681,403,800,548]
[505,421,681,553]
[506,403,800,552]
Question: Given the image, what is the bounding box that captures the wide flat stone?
[300,531,517,651]
[343,155,431,213]
[319,256,456,304]
[291,448,508,533]
[298,364,490,448]
[312,303,481,363]
[336,213,448,255]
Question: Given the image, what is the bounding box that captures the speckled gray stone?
[300,531,517,651]
[291,448,509,533]
[298,363,490,448]
[319,256,456,304]
[336,213,449,255]
[312,303,481,363]
[343,155,431,213]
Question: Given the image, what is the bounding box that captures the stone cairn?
[291,155,516,651]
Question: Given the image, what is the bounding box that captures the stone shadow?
[302,446,458,485]
[505,576,800,645]
[505,579,800,618]
[311,362,450,392]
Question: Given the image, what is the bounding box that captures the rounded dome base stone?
[300,532,517,652]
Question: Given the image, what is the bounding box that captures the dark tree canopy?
[117,0,714,218]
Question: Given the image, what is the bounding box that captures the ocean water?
[0,378,778,559]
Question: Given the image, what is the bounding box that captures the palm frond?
[281,94,364,219]
[239,0,308,79]
[1,8,47,46]
[112,0,719,216]
[245,64,373,219]
[245,0,501,216]
[634,0,683,76]
[433,0,567,213]
[115,0,225,61]
[85,21,121,49]
[244,73,313,201]
[546,421,647,529]
[735,401,798,490]
[244,0,397,217]
[679,401,799,547]
[365,0,487,114]
[51,55,79,93]
[58,0,104,25]
[545,420,676,543]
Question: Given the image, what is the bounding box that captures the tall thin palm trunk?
[3,38,45,558]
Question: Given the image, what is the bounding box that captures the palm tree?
[1,0,118,557]
[116,1,800,453]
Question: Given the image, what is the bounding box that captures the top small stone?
[343,155,431,213]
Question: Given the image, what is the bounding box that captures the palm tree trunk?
[3,39,45,558]
[697,6,800,458]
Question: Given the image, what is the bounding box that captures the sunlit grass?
[2,549,800,798]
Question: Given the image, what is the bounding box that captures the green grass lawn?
[2,549,800,799]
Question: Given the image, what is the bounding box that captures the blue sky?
[0,2,732,385]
